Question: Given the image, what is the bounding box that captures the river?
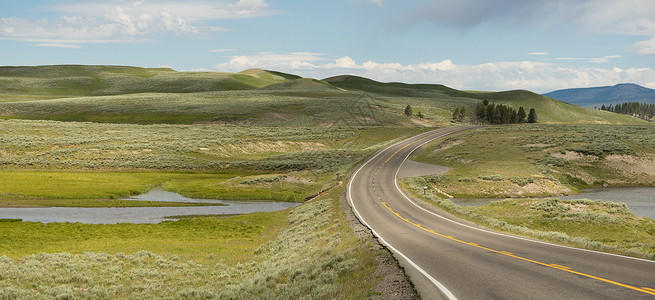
[452,187,655,220]
[0,188,299,224]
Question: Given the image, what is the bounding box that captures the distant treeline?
[598,102,654,121]
[453,100,537,124]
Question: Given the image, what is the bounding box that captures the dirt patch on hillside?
[432,139,463,153]
[410,118,436,127]
[0,149,13,158]
[551,151,592,162]
[523,143,553,148]
[605,154,655,176]
[519,179,572,197]
[260,112,295,121]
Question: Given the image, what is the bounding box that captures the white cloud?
[528,52,550,56]
[48,0,274,21]
[214,53,655,92]
[215,52,327,70]
[334,56,358,69]
[633,37,655,55]
[577,0,655,36]
[553,55,622,63]
[229,0,270,17]
[0,1,271,46]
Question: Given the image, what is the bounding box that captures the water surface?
[0,188,299,224]
[452,187,655,220]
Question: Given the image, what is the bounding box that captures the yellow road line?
[372,127,655,296]
[380,201,655,296]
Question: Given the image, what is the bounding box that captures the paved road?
[347,127,655,299]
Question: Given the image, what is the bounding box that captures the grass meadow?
[403,177,655,260]
[405,123,655,260]
[0,188,380,299]
[2,65,654,297]
[412,124,655,198]
[0,118,425,205]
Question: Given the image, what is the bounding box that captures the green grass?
[476,198,655,253]
[2,64,653,297]
[325,75,647,125]
[412,124,655,198]
[0,170,330,206]
[0,210,285,259]
[0,122,425,206]
[0,66,291,100]
[0,171,171,200]
[2,65,643,126]
[0,187,380,299]
[403,177,655,259]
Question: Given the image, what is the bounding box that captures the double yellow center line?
[375,127,655,297]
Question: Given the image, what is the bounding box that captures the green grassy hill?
[0,65,290,101]
[0,65,647,125]
[325,75,647,125]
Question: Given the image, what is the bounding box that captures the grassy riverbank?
[0,119,424,206]
[0,170,330,206]
[405,123,655,259]
[0,187,380,299]
[2,65,653,297]
[403,178,655,260]
[413,124,655,199]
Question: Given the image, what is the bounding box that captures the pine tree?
[404,105,413,116]
[474,103,486,123]
[486,104,496,124]
[510,110,518,124]
[528,108,537,123]
[517,107,526,123]
[452,107,461,121]
[452,106,466,122]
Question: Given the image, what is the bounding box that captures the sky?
[1,0,655,93]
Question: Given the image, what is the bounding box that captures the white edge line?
[393,128,655,264]
[347,129,458,300]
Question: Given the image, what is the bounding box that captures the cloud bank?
[215,53,655,93]
[395,0,655,56]
[0,0,273,47]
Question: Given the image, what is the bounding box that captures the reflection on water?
[0,188,299,224]
[452,187,655,220]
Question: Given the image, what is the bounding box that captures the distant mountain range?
[543,83,655,107]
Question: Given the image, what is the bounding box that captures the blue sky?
[1,0,654,93]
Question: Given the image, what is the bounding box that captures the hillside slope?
[0,65,647,125]
[326,75,646,125]
[0,65,292,101]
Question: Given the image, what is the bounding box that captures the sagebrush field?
[1,65,653,298]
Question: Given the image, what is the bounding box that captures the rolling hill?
[543,83,655,108]
[0,65,647,125]
[324,75,646,125]
[0,65,293,101]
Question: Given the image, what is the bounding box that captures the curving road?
[347,127,655,300]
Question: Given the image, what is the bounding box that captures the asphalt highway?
[347,126,655,299]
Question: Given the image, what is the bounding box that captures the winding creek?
[0,188,299,224]
[2,159,654,223]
